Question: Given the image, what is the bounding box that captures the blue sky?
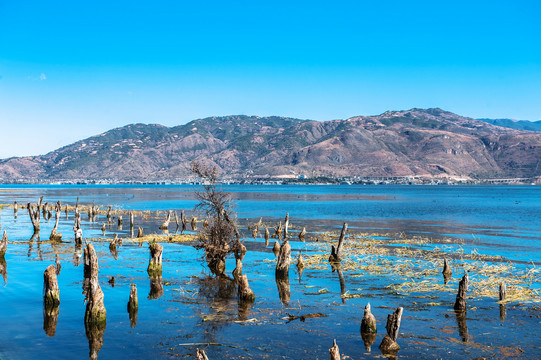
[1,0,540,158]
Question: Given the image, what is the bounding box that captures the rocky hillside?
[1,109,540,181]
[477,118,541,132]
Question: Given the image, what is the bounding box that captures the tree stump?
[106,206,112,224]
[44,264,60,307]
[84,244,107,328]
[49,201,63,241]
[238,274,255,303]
[232,258,243,284]
[298,227,306,241]
[191,217,197,231]
[379,307,403,354]
[275,239,291,280]
[264,228,270,246]
[361,303,377,334]
[329,339,340,360]
[74,211,83,245]
[453,273,468,311]
[272,240,281,256]
[283,213,289,239]
[196,348,209,360]
[159,210,172,230]
[296,252,304,270]
[28,197,43,233]
[109,234,119,260]
[0,231,7,257]
[499,281,506,301]
[147,241,163,275]
[101,223,106,235]
[137,227,144,238]
[275,221,283,240]
[329,223,347,263]
[127,283,138,328]
[234,240,247,261]
[129,211,134,229]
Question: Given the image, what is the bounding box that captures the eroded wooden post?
[0,231,7,257]
[129,211,134,229]
[44,264,60,307]
[84,244,107,328]
[298,227,306,241]
[379,307,403,354]
[159,210,172,230]
[499,281,506,301]
[264,228,270,246]
[238,274,255,303]
[454,273,468,311]
[147,241,163,275]
[127,283,138,328]
[109,234,119,260]
[276,239,290,279]
[283,213,289,239]
[272,240,281,256]
[191,217,197,231]
[196,348,209,360]
[137,227,144,238]
[442,258,452,284]
[117,215,123,227]
[49,201,63,241]
[329,339,340,360]
[361,303,377,334]
[329,223,347,263]
[28,196,43,233]
[74,210,83,245]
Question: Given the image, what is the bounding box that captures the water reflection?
[361,332,376,352]
[331,264,346,303]
[28,233,43,260]
[455,310,469,342]
[85,321,105,360]
[148,275,164,300]
[43,304,59,337]
[275,276,290,305]
[500,304,507,322]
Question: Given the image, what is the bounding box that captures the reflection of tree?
[148,275,164,300]
[331,264,346,303]
[85,321,105,360]
[499,304,507,322]
[43,304,59,337]
[455,310,469,342]
[275,276,290,305]
[28,232,43,260]
[361,332,376,352]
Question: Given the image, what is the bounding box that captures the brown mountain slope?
[0,109,540,181]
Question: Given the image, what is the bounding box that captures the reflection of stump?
[455,309,469,342]
[84,244,107,328]
[109,235,119,260]
[275,276,290,305]
[329,339,340,360]
[0,231,7,256]
[296,252,304,271]
[191,217,197,231]
[43,303,59,337]
[238,274,255,303]
[55,254,61,275]
[147,242,163,275]
[85,319,105,360]
[361,303,377,334]
[361,332,376,352]
[499,281,506,301]
[499,304,507,322]
[44,265,60,307]
[127,284,138,328]
[453,273,468,311]
[149,275,164,300]
[379,307,403,354]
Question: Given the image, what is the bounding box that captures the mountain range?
[1,108,540,182]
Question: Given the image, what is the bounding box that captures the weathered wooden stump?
[453,273,468,311]
[499,281,506,301]
[0,231,7,257]
[109,234,119,260]
[147,241,163,275]
[272,240,280,256]
[129,211,134,229]
[264,228,270,246]
[275,221,283,240]
[442,258,452,284]
[232,258,243,283]
[159,210,172,230]
[329,223,347,263]
[28,197,43,233]
[298,227,306,241]
[191,217,197,231]
[127,283,138,328]
[49,201,63,241]
[379,307,403,354]
[283,213,289,239]
[137,227,144,238]
[361,303,377,334]
[101,223,106,235]
[238,274,255,303]
[196,348,209,360]
[74,211,83,245]
[117,215,123,227]
[296,252,304,270]
[275,239,291,280]
[234,240,247,261]
[106,205,112,224]
[44,264,60,307]
[329,339,340,360]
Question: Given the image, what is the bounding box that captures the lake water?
[0,185,539,359]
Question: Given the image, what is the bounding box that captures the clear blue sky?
[1,0,540,158]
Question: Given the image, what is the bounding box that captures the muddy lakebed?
[0,184,540,359]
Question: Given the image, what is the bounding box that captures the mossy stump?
[43,264,60,308]
[361,303,377,334]
[147,241,163,275]
[238,274,255,303]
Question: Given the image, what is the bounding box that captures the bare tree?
[191,161,239,277]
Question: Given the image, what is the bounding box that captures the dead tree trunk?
[147,241,163,275]
[499,281,506,301]
[453,273,468,311]
[275,239,291,280]
[117,215,123,227]
[379,307,403,353]
[232,258,243,283]
[272,240,281,256]
[196,348,209,360]
[442,258,452,282]
[28,197,43,233]
[129,211,134,229]
[13,201,18,217]
[275,221,283,240]
[283,213,289,239]
[329,339,340,360]
[361,303,377,334]
[264,228,270,246]
[101,223,106,235]
[109,234,119,260]
[191,217,197,231]
[238,274,255,303]
[0,231,7,257]
[159,210,172,230]
[74,210,83,245]
[50,201,63,241]
[44,264,60,307]
[84,244,107,327]
[106,206,112,224]
[329,223,347,263]
[298,227,306,241]
[137,227,144,238]
[174,212,180,231]
[42,202,48,219]
[127,283,138,328]
[180,211,187,234]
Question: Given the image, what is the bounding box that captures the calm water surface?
[0,185,539,359]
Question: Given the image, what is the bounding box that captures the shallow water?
[0,185,539,359]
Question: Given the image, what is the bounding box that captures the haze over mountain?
[477,118,541,132]
[1,108,540,182]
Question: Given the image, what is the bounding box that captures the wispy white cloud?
[39,73,47,80]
